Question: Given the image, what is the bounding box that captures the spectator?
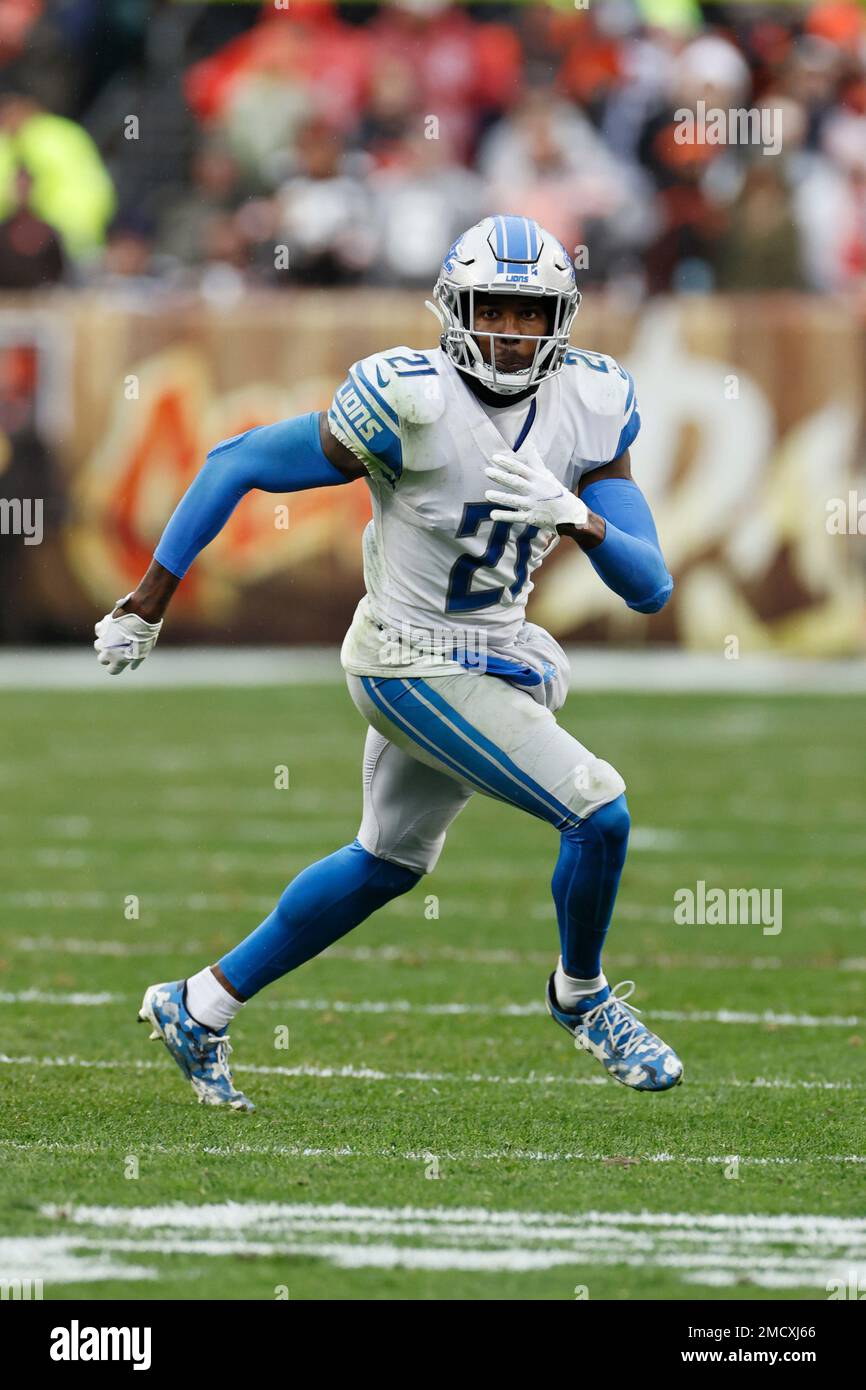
[715,160,806,291]
[156,138,247,270]
[369,129,484,285]
[479,88,646,279]
[2,0,864,300]
[274,119,374,286]
[0,92,115,259]
[0,163,65,288]
[186,3,371,188]
[369,0,523,162]
[635,34,754,291]
[355,57,422,171]
[793,110,866,293]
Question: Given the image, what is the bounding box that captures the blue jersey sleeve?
[580,477,672,614]
[154,411,347,578]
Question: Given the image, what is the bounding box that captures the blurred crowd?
[0,0,864,298]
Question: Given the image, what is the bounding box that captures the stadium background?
[0,0,864,653]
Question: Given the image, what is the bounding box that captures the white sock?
[185,967,244,1032]
[554,959,607,1012]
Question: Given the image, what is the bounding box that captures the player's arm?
[567,449,673,614]
[115,415,361,621]
[485,446,672,614]
[94,412,363,674]
[485,371,673,616]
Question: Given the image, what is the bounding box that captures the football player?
[95,216,682,1110]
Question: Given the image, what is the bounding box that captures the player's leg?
[210,726,472,996]
[139,727,472,1109]
[349,669,626,981]
[348,671,682,1092]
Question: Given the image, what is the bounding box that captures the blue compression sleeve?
[580,477,673,614]
[154,411,348,578]
[218,839,420,997]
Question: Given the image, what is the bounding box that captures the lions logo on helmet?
[427,215,581,396]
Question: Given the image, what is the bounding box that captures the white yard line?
[2,1136,863,1165]
[0,989,860,1027]
[0,989,120,1006]
[3,1231,859,1283]
[0,1237,156,1284]
[14,935,866,973]
[0,891,278,912]
[43,1200,866,1238]
[15,936,209,958]
[252,998,866,1027]
[0,1052,859,1093]
[7,875,865,921]
[7,1200,863,1287]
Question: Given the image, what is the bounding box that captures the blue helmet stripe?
[493,215,541,270]
[622,369,636,417]
[495,215,507,271]
[503,215,525,262]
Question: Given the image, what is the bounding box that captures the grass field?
[0,680,864,1301]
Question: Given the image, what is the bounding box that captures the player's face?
[471,295,549,375]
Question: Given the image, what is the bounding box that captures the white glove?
[485,449,588,532]
[94,598,162,675]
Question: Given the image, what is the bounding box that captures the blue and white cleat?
[546,976,683,1092]
[138,980,255,1112]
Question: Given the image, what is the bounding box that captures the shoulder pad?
[564,349,632,418]
[356,347,444,427]
[562,348,640,465]
[328,347,442,486]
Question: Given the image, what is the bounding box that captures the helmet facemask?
[429,280,581,396]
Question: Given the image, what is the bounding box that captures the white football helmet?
[427,215,581,395]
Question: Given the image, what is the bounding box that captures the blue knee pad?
[572,793,631,848]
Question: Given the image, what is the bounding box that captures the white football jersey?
[328,344,639,677]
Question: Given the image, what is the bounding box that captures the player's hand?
[93,603,163,675]
[485,449,589,532]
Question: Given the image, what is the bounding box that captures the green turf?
[0,684,864,1301]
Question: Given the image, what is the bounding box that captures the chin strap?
[424,298,446,331]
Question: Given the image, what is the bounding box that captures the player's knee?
[584,792,630,848]
[371,853,424,894]
[563,791,630,852]
[349,837,423,891]
[355,829,434,879]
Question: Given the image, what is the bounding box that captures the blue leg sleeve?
[580,477,673,614]
[217,840,420,998]
[155,411,348,578]
[551,794,630,978]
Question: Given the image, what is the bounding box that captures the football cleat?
[137,979,255,1112]
[546,976,683,1092]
